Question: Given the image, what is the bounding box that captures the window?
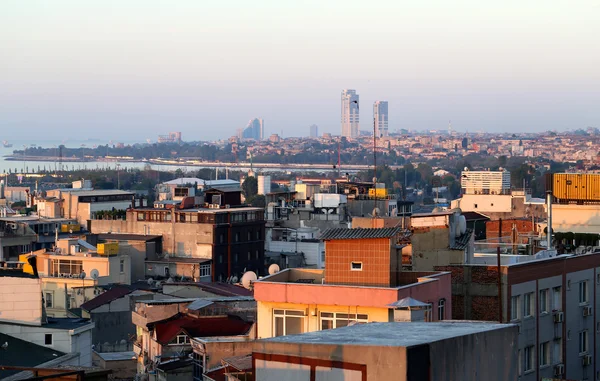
[523,346,534,372]
[553,339,562,364]
[273,309,306,337]
[45,293,53,309]
[174,334,190,345]
[511,296,520,321]
[248,231,252,241]
[579,330,589,354]
[256,250,260,260]
[474,204,478,208]
[219,255,223,264]
[44,334,53,346]
[200,264,211,277]
[350,262,363,271]
[320,312,368,330]
[219,234,224,244]
[579,281,589,304]
[518,350,522,375]
[438,299,446,321]
[256,231,261,240]
[553,286,562,311]
[164,266,170,277]
[120,259,125,273]
[539,289,549,314]
[50,259,84,277]
[235,232,239,242]
[523,292,534,317]
[539,342,550,367]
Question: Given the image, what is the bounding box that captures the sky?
[1,0,599,142]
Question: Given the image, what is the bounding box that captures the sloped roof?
[0,333,65,378]
[320,227,401,240]
[461,211,491,221]
[222,354,252,371]
[450,228,474,250]
[154,315,252,345]
[80,286,133,312]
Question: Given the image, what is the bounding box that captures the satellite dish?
[90,269,99,280]
[372,207,380,217]
[241,271,257,289]
[147,278,154,285]
[231,275,239,284]
[79,272,86,279]
[155,281,162,288]
[268,264,280,275]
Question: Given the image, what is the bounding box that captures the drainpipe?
[546,190,552,251]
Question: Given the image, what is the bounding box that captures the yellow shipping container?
[553,173,600,202]
[368,188,388,197]
[97,242,119,256]
[19,254,34,275]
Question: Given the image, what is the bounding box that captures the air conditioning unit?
[583,354,592,366]
[553,311,564,323]
[553,364,564,376]
[583,306,593,317]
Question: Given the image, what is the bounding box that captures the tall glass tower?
[373,101,389,137]
[341,89,359,138]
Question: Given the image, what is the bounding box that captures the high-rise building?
[373,101,389,137]
[309,124,319,138]
[241,118,264,141]
[341,89,359,138]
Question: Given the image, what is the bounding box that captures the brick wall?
[471,296,500,321]
[325,238,392,287]
[486,219,534,238]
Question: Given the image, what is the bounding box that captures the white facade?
[450,194,513,214]
[341,89,359,139]
[460,170,511,195]
[373,101,389,137]
[258,175,272,195]
[0,322,94,366]
[0,275,43,326]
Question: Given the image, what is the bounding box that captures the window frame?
[350,262,363,271]
[511,295,520,321]
[273,309,306,337]
[523,345,534,373]
[200,264,211,277]
[437,299,446,321]
[319,312,368,330]
[539,341,550,367]
[579,281,589,304]
[552,286,562,311]
[539,288,549,314]
[523,292,534,318]
[579,330,589,355]
[45,292,53,309]
[44,334,53,346]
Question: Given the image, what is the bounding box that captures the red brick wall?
[486,219,533,238]
[452,295,464,319]
[471,296,500,321]
[325,238,391,287]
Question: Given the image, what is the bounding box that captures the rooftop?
[80,286,133,312]
[320,227,403,240]
[44,317,93,330]
[164,282,253,297]
[0,333,65,378]
[57,189,134,196]
[260,321,515,347]
[146,257,211,264]
[0,268,38,279]
[98,233,162,241]
[94,351,137,362]
[154,314,253,345]
[450,228,474,250]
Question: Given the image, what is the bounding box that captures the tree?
[242,176,258,199]
[248,194,266,207]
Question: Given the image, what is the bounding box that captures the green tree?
[242,176,258,198]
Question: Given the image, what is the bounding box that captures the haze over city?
[1,0,599,141]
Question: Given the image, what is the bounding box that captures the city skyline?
[1,1,599,141]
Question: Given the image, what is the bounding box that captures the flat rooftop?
[45,317,93,330]
[261,321,515,347]
[95,351,136,361]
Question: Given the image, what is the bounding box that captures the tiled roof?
[154,315,252,345]
[222,354,252,371]
[450,228,474,250]
[320,227,402,240]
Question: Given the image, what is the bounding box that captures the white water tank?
[258,175,271,195]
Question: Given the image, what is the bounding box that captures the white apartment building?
[341,89,359,139]
[460,169,511,195]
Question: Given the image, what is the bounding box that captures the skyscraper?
[373,101,389,137]
[341,89,359,138]
[309,124,319,138]
[241,118,264,141]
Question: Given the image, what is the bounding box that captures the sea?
[0,138,201,174]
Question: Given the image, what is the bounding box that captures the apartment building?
[22,238,132,317]
[91,206,265,282]
[253,227,452,339]
[436,252,600,381]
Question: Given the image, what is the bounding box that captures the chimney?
[27,255,39,278]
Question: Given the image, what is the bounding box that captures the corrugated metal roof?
[450,228,474,250]
[320,227,402,240]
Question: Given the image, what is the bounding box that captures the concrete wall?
[0,276,42,325]
[117,242,147,281]
[267,240,324,268]
[552,204,600,233]
[0,323,93,366]
[429,325,518,381]
[92,352,137,379]
[91,218,214,257]
[411,227,464,271]
[451,194,513,213]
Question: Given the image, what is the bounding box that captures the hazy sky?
[1,0,599,141]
